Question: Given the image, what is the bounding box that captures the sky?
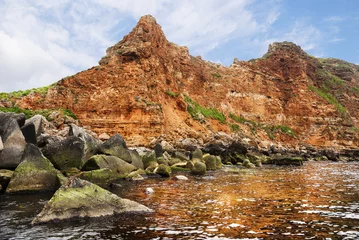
[0,0,358,92]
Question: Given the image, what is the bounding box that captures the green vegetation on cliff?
[0,106,77,120]
[184,95,226,123]
[0,83,56,100]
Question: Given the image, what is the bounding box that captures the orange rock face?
[16,15,359,148]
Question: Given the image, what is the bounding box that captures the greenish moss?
[184,95,226,123]
[211,73,222,78]
[350,127,359,133]
[0,83,56,100]
[0,106,77,121]
[230,124,240,132]
[309,85,346,114]
[165,90,179,97]
[229,113,295,139]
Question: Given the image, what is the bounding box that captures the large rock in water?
[99,134,132,163]
[82,155,137,177]
[32,177,153,224]
[0,113,27,169]
[42,136,86,170]
[6,144,63,193]
[273,156,303,166]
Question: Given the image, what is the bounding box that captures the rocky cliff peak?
[99,15,168,65]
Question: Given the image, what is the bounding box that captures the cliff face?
[15,15,359,148]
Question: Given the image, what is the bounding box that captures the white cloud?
[324,16,345,22]
[329,37,345,43]
[0,0,281,92]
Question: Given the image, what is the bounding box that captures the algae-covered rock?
[156,157,169,166]
[216,156,222,169]
[192,148,203,160]
[191,161,206,175]
[99,134,132,163]
[142,151,157,169]
[42,136,86,170]
[6,144,61,193]
[32,177,153,224]
[154,164,172,177]
[174,151,189,161]
[243,159,255,168]
[0,113,27,169]
[0,169,13,190]
[204,155,217,170]
[126,169,146,181]
[168,158,181,166]
[80,168,116,185]
[82,155,137,178]
[273,156,303,166]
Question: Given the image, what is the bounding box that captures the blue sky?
[0,0,358,92]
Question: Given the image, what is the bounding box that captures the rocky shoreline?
[0,111,358,224]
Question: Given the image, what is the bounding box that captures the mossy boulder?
[31,177,153,224]
[190,161,206,175]
[0,113,27,169]
[204,155,217,170]
[157,157,169,165]
[168,158,181,166]
[273,156,303,166]
[154,164,172,177]
[142,151,157,169]
[80,168,116,186]
[125,169,146,181]
[42,136,86,170]
[82,155,137,178]
[243,159,255,168]
[216,156,222,169]
[99,134,132,163]
[0,169,13,190]
[6,144,62,193]
[174,151,189,161]
[192,148,203,160]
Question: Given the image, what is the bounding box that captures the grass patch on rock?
[184,95,226,124]
[0,106,77,120]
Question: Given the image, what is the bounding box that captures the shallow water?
[0,161,358,239]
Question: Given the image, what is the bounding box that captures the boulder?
[99,134,132,163]
[42,136,86,170]
[0,169,13,190]
[154,164,172,177]
[190,161,206,175]
[324,149,339,161]
[31,177,152,224]
[273,156,303,166]
[142,151,158,169]
[215,156,222,169]
[160,140,175,153]
[20,122,37,145]
[129,149,144,169]
[3,112,25,127]
[69,124,101,160]
[192,148,203,160]
[25,115,45,137]
[0,113,27,169]
[80,168,116,186]
[204,155,217,170]
[154,143,163,158]
[174,151,189,161]
[6,144,62,193]
[126,169,146,181]
[0,136,3,151]
[243,159,255,168]
[82,155,137,178]
[98,133,111,141]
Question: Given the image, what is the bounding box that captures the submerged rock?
[190,161,206,175]
[154,164,172,177]
[32,177,152,224]
[273,156,303,166]
[6,144,62,193]
[174,175,189,180]
[145,187,154,194]
[82,155,137,178]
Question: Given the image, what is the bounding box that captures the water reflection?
[0,162,358,239]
